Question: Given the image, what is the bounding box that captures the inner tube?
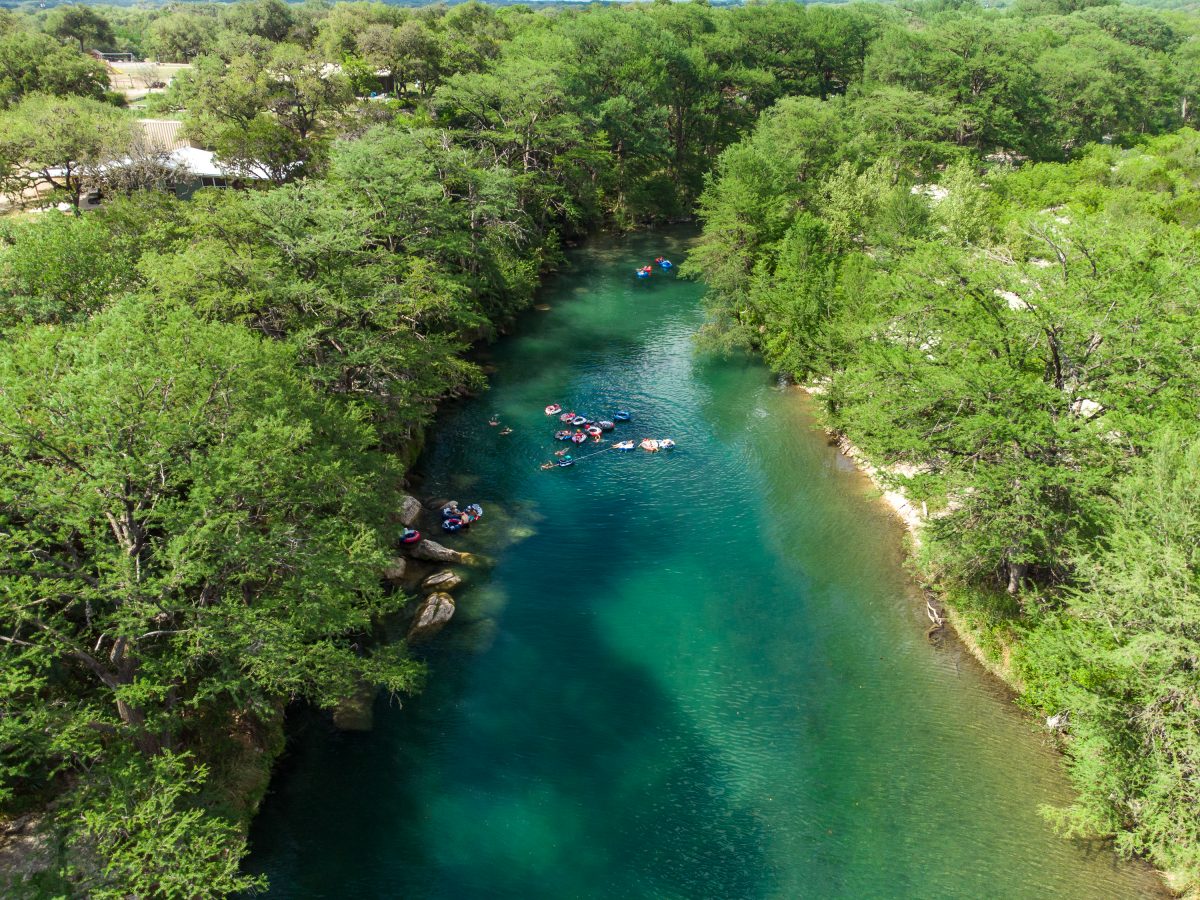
[560,412,575,423]
[555,430,573,441]
[659,439,676,450]
[614,441,635,451]
[640,439,660,452]
[636,270,649,278]
[440,504,460,519]
[400,528,421,544]
[571,432,587,444]
[545,404,562,416]
[571,415,587,427]
[660,260,673,269]
[598,420,615,431]
[467,503,483,519]
[586,425,602,437]
[557,459,574,467]
[441,518,463,533]
[613,411,631,422]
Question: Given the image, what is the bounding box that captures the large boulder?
[398,494,423,527]
[410,539,470,564]
[407,592,456,642]
[383,557,407,583]
[422,570,462,592]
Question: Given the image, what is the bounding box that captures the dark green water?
[247,230,1161,898]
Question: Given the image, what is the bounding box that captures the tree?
[0,210,144,327]
[212,112,311,184]
[0,296,420,892]
[46,5,114,53]
[1021,434,1200,885]
[218,0,296,44]
[357,19,441,97]
[66,752,265,898]
[0,94,135,209]
[147,8,218,63]
[0,30,110,108]
[265,43,353,142]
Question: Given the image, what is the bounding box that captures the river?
[246,229,1161,898]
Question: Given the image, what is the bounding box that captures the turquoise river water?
[246,230,1162,898]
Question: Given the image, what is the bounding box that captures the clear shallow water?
[246,230,1162,899]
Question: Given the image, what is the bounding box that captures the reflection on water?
[246,229,1163,899]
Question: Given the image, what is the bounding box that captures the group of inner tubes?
[440,501,484,534]
[635,257,673,278]
[548,407,628,446]
[541,404,675,468]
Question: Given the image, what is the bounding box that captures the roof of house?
[46,147,268,182]
[137,119,191,153]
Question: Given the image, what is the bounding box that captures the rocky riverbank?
[802,382,1026,688]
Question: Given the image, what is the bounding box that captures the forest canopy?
[0,0,1198,895]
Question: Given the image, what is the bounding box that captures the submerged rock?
[411,540,470,565]
[382,557,407,583]
[422,570,462,592]
[398,494,423,527]
[407,592,456,642]
[332,683,378,731]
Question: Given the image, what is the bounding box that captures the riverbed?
[246,229,1162,898]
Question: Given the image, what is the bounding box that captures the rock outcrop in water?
[407,592,456,642]
[422,570,462,592]
[383,557,407,582]
[410,539,471,564]
[399,494,423,526]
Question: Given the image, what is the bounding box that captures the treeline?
[687,4,1200,891]
[2,0,1198,894]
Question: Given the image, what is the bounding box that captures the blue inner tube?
[555,430,573,441]
[557,459,574,467]
[636,270,649,278]
[660,260,672,269]
[598,420,615,431]
[613,411,631,422]
[442,519,462,533]
[571,415,587,426]
[467,503,483,518]
[440,505,459,519]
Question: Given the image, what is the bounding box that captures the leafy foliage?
[3,0,1200,894]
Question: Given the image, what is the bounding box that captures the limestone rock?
[407,592,456,642]
[422,570,462,592]
[383,557,407,583]
[399,494,423,526]
[411,539,468,564]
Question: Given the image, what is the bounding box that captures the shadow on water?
[247,551,773,899]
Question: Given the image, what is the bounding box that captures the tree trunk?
[1007,561,1028,595]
